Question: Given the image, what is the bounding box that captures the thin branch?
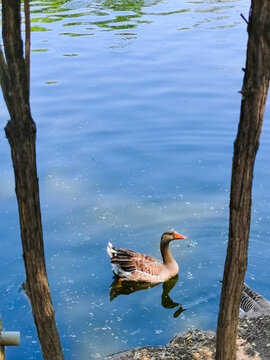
[0,46,8,89]
[0,46,11,113]
[240,13,249,25]
[24,0,31,94]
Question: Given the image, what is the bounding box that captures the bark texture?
[0,1,63,359]
[0,319,5,360]
[216,1,270,359]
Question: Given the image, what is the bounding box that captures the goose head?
[161,230,187,245]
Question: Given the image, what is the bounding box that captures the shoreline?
[107,315,270,359]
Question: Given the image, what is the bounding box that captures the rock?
[107,316,270,360]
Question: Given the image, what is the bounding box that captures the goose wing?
[107,242,162,276]
[241,283,270,313]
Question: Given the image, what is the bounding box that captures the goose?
[107,230,187,283]
[240,283,270,316]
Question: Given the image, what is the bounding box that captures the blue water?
[0,0,269,358]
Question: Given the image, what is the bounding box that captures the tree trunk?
[0,1,63,359]
[0,319,5,360]
[216,1,270,359]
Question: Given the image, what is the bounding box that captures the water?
[0,0,269,358]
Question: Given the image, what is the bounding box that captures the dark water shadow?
[109,274,185,318]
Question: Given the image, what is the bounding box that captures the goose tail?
[107,241,117,258]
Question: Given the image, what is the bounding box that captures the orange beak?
[174,231,187,240]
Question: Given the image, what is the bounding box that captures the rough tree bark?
[216,1,270,359]
[0,1,64,359]
[0,319,4,360]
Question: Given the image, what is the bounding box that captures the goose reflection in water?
[109,274,185,318]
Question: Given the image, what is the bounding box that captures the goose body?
[240,283,270,316]
[107,230,187,283]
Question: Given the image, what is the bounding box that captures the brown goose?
[107,230,187,283]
